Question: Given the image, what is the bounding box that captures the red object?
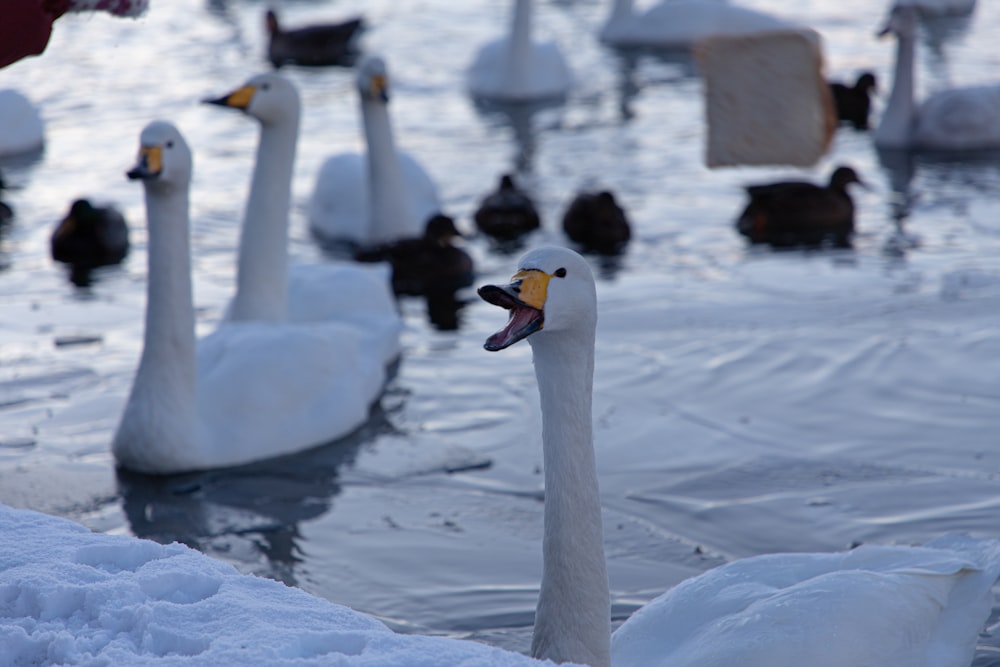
[0,0,68,69]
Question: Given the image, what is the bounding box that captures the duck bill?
[479,283,544,351]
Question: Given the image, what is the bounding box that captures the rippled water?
[3,0,1000,660]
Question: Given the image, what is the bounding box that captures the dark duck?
[50,199,130,286]
[474,173,540,241]
[829,72,877,130]
[562,189,631,255]
[736,165,865,248]
[265,8,364,68]
[354,214,474,296]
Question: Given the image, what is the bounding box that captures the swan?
[466,0,572,102]
[308,55,441,246]
[875,4,1000,150]
[204,71,401,365]
[899,0,976,17]
[0,89,44,157]
[736,165,864,248]
[113,121,387,475]
[600,0,796,51]
[478,244,1000,667]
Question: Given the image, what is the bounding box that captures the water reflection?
[470,98,565,175]
[118,406,391,587]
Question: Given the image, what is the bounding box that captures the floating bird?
[736,165,864,248]
[875,4,1000,150]
[204,71,401,364]
[354,214,474,297]
[600,0,796,51]
[478,244,1000,667]
[830,72,877,130]
[474,173,540,241]
[309,55,441,246]
[0,89,44,157]
[467,0,572,102]
[901,0,977,17]
[0,171,13,222]
[113,121,388,475]
[50,199,130,286]
[265,8,364,68]
[562,189,631,255]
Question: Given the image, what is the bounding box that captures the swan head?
[479,245,595,351]
[126,120,192,190]
[878,4,919,39]
[357,55,390,103]
[203,71,300,125]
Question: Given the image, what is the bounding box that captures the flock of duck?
[5,0,1000,665]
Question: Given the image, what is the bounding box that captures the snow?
[0,503,569,667]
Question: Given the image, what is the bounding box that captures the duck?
[875,4,1000,151]
[902,0,976,17]
[50,199,130,285]
[562,189,631,255]
[473,173,540,241]
[0,171,13,222]
[477,244,1000,667]
[308,55,441,246]
[113,120,388,475]
[599,0,796,51]
[264,8,364,68]
[829,71,877,130]
[204,71,401,364]
[736,165,864,248]
[0,89,44,157]
[354,213,474,297]
[466,0,572,102]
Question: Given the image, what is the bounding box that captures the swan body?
[467,0,572,102]
[899,0,976,17]
[0,89,44,157]
[113,121,386,475]
[479,245,1000,667]
[876,4,1000,150]
[308,55,440,246]
[205,72,401,363]
[600,0,796,51]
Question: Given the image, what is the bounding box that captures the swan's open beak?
[126,146,162,181]
[203,84,256,111]
[479,269,551,351]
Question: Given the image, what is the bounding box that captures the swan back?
[0,89,44,157]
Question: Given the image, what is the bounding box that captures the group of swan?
[480,245,1000,667]
[114,71,402,475]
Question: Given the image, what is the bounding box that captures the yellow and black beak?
[126,145,163,181]
[479,269,553,351]
[203,84,257,111]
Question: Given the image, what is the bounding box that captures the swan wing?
[611,537,1000,667]
[916,85,1000,150]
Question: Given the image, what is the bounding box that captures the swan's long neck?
[362,97,412,244]
[501,0,535,97]
[876,27,916,148]
[529,330,611,667]
[229,115,298,322]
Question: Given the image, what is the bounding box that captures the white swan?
[478,245,1000,667]
[113,121,387,475]
[308,55,441,246]
[875,4,1000,150]
[466,0,572,102]
[0,89,44,157]
[205,72,400,365]
[898,0,976,17]
[600,0,796,51]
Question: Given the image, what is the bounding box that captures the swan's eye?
[165,141,174,149]
[554,268,567,278]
